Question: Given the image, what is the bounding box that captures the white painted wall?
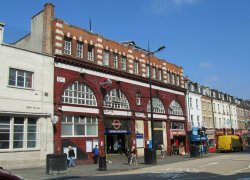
[0,43,54,169]
[187,91,203,128]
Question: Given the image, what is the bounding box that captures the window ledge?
[7,85,34,91]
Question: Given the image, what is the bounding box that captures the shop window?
[147,98,165,113]
[61,116,98,137]
[0,116,37,150]
[62,81,97,106]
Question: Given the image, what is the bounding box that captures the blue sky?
[1,0,250,99]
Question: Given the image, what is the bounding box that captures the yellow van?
[217,135,243,152]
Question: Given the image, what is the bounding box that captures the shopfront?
[170,122,186,155]
[205,129,216,153]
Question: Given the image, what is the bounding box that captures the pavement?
[10,152,218,180]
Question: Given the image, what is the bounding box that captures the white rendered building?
[0,23,54,169]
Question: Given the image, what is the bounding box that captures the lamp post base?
[144,147,157,164]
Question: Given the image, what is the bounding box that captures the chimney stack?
[0,22,5,44]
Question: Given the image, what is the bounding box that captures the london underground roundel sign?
[112,120,121,129]
[100,78,112,89]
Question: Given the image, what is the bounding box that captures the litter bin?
[46,154,67,175]
[144,148,157,164]
[99,156,107,171]
[190,145,200,157]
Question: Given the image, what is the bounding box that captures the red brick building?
[15,3,189,162]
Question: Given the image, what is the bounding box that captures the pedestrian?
[68,146,75,168]
[92,145,99,164]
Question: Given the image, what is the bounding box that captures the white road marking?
[198,162,218,167]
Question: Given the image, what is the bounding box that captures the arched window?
[147,98,165,113]
[62,81,97,106]
[103,89,129,109]
[168,100,183,115]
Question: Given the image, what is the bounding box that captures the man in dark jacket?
[68,146,75,167]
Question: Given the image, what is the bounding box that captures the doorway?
[106,134,129,154]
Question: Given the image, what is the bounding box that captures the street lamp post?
[145,42,165,164]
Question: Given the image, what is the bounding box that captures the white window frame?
[103,89,130,109]
[87,45,94,61]
[167,72,170,83]
[62,81,97,106]
[171,73,175,84]
[113,53,118,68]
[8,68,33,89]
[121,56,127,70]
[76,41,83,58]
[152,67,156,79]
[176,75,180,86]
[0,116,38,151]
[64,38,71,55]
[168,100,183,115]
[103,50,109,66]
[158,69,162,81]
[61,116,98,137]
[134,60,139,74]
[147,98,165,113]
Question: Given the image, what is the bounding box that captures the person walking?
[92,145,99,164]
[68,146,75,168]
[128,145,137,166]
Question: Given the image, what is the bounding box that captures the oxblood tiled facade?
[13,3,189,162]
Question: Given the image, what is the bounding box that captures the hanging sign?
[100,78,112,89]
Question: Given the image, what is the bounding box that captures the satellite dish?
[52,116,59,124]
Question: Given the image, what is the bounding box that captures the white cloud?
[199,62,212,69]
[150,0,201,15]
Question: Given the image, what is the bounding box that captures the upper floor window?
[103,50,109,66]
[158,69,162,81]
[146,65,150,78]
[62,81,97,106]
[103,89,129,109]
[190,115,194,126]
[176,75,180,86]
[171,122,184,129]
[64,38,71,55]
[9,68,33,89]
[189,97,193,108]
[87,45,94,61]
[113,53,118,68]
[197,115,200,127]
[152,67,156,79]
[134,60,139,74]
[76,41,83,58]
[171,73,175,84]
[196,99,199,109]
[136,92,141,105]
[168,100,183,115]
[167,72,171,83]
[147,98,165,113]
[121,56,127,70]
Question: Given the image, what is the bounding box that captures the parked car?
[0,167,24,180]
[217,135,243,152]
